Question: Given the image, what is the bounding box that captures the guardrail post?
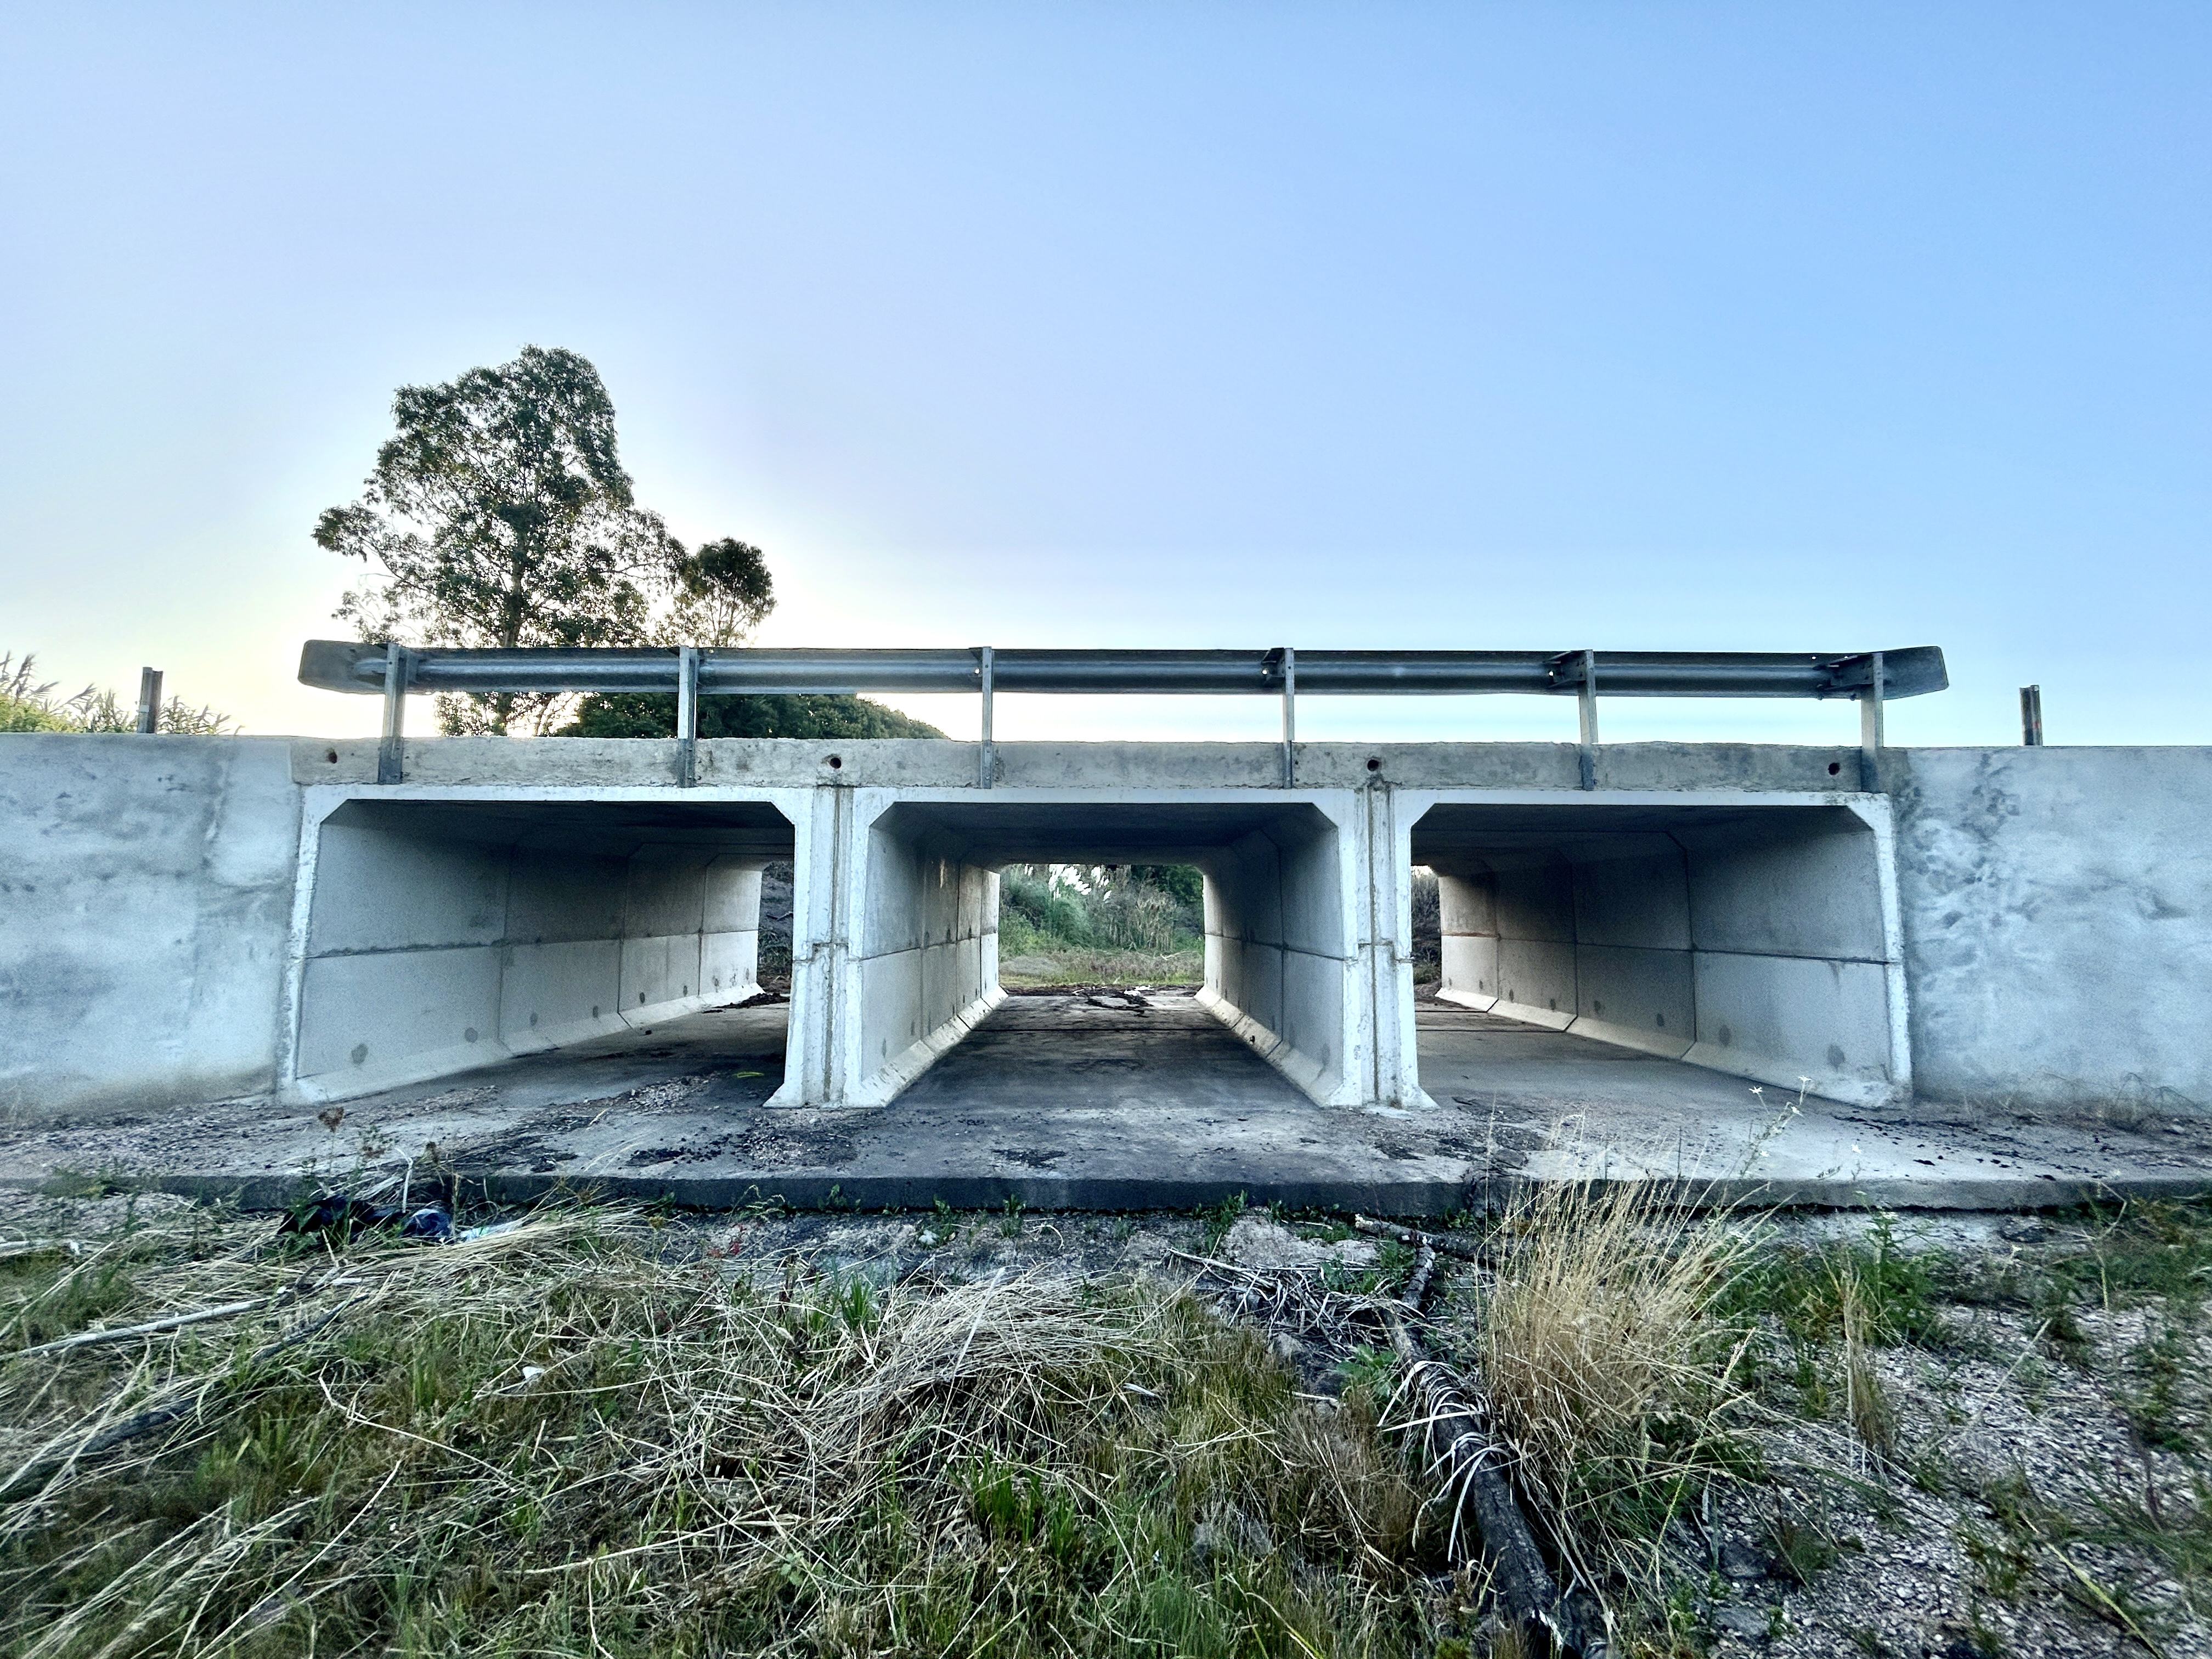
[676,645,699,787]
[1576,650,1598,790]
[1280,646,1296,788]
[978,645,995,789]
[133,668,163,735]
[376,646,415,785]
[1858,650,1886,789]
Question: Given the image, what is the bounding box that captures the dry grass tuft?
[2,1200,1440,1657]
[1469,1181,1758,1592]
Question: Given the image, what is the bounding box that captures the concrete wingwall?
[0,736,303,1118]
[1891,748,2212,1113]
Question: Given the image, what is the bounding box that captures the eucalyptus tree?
[315,346,769,733]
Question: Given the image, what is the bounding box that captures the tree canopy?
[315,346,934,738]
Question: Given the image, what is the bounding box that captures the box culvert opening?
[294,796,795,1102]
[1409,800,1905,1109]
[849,799,1357,1111]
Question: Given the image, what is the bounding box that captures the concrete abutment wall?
[5,736,2212,1125]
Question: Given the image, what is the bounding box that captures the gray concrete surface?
[1,736,302,1118]
[2,995,2202,1215]
[1891,747,2212,1112]
[9,733,2212,1148]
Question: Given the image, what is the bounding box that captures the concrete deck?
[3,995,2207,1215]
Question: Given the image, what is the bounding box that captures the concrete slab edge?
[14,1168,2203,1219]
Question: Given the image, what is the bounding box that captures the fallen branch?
[10,1274,364,1362]
[1177,1241,1606,1655]
[1398,1239,1438,1313]
[0,1297,364,1503]
[1385,1313,1607,1657]
[1353,1215,1492,1263]
[13,1299,268,1360]
[0,1239,82,1262]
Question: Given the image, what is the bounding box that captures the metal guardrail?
[297,640,1946,789]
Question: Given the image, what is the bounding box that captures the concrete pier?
[6,733,2212,1208]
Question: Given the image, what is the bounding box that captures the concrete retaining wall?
[1893,748,2212,1112]
[0,736,302,1118]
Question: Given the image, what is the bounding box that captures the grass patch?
[2,1205,1445,1657]
[2042,1195,2212,1315]
[1447,1182,1763,1599]
[997,945,1206,987]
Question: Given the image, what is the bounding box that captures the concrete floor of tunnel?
[6,996,2209,1215]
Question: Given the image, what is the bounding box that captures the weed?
[2120,1319,2199,1454]
[1336,1343,1397,1413]
[1837,1261,1899,1462]
[1765,1508,1841,1585]
[1000,1191,1025,1237]
[2044,1195,2212,1314]
[1463,1181,1758,1593]
[1202,1190,1248,1254]
[1961,1521,2032,1601]
[1368,1238,1417,1294]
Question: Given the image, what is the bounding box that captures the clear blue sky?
[2,3,2205,745]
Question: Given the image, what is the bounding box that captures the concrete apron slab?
[3,996,2207,1216]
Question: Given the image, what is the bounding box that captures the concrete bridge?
[5,644,2211,1211]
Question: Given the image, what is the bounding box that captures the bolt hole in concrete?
[1412,799,1906,1116]
[826,754,842,769]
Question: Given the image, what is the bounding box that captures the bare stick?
[0,1239,82,1261]
[1353,1215,1491,1262]
[13,1300,267,1360]
[0,1298,362,1502]
[12,1273,363,1361]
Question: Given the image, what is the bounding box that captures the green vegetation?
[317,345,911,741]
[0,651,234,735]
[11,1189,2209,1655]
[1446,1182,1766,1600]
[998,863,1205,986]
[2,1205,1443,1659]
[563,689,944,740]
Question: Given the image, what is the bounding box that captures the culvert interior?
[1409,800,1906,1107]
[295,797,795,1101]
[848,799,1353,1109]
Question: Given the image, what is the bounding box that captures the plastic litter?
[277,1194,455,1244]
